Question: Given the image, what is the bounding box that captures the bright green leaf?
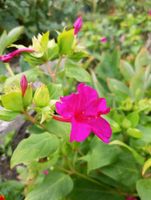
[58,29,74,55]
[11,133,59,168]
[142,158,151,176]
[1,91,23,112]
[136,179,151,200]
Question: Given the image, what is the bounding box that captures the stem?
[23,111,47,130]
[52,115,70,123]
[53,56,62,82]
[5,63,14,76]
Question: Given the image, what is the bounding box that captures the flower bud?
[23,84,33,107]
[0,195,5,200]
[74,16,83,35]
[33,85,50,107]
[20,75,28,96]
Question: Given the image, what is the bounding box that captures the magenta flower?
[100,37,107,43]
[0,48,34,63]
[126,196,137,200]
[20,75,28,96]
[54,83,112,143]
[74,16,83,35]
[43,170,49,175]
[148,10,151,16]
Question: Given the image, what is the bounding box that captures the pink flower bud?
[74,16,83,35]
[126,196,137,200]
[43,170,49,175]
[20,75,28,96]
[148,10,151,16]
[100,37,107,43]
[0,48,34,63]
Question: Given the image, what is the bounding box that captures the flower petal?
[56,93,78,119]
[88,117,112,143]
[70,119,91,142]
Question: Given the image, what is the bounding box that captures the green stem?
[54,56,63,82]
[5,63,14,76]
[22,110,48,131]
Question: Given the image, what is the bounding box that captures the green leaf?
[135,48,150,71]
[142,158,151,176]
[25,172,73,200]
[0,31,7,54]
[107,78,129,100]
[65,60,91,82]
[81,137,120,173]
[40,31,49,52]
[127,128,143,139]
[0,109,19,121]
[1,91,23,112]
[127,112,139,128]
[129,68,145,100]
[68,179,124,200]
[101,150,141,189]
[119,60,134,81]
[11,133,59,168]
[47,83,63,99]
[58,29,74,55]
[45,119,70,139]
[136,179,151,200]
[6,26,24,47]
[110,140,144,164]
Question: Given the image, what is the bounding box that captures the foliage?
[0,1,151,200]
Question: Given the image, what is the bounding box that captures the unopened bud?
[20,75,28,96]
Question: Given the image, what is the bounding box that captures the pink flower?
[126,196,137,200]
[20,75,28,96]
[0,48,34,63]
[148,10,151,16]
[43,170,49,175]
[54,83,112,143]
[100,37,107,43]
[74,16,83,35]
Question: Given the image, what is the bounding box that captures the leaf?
[119,60,134,81]
[127,128,143,139]
[45,119,71,139]
[126,112,139,128]
[110,140,144,164]
[25,172,73,200]
[4,68,41,88]
[129,68,145,100]
[11,133,59,168]
[81,137,120,173]
[40,31,49,52]
[58,29,74,55]
[68,179,124,200]
[135,48,150,71]
[1,91,23,112]
[65,59,91,82]
[0,109,19,121]
[101,150,141,189]
[47,83,63,99]
[136,179,151,200]
[142,158,151,176]
[0,31,7,54]
[6,26,24,47]
[107,78,129,100]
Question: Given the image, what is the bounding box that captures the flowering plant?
[0,17,150,200]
